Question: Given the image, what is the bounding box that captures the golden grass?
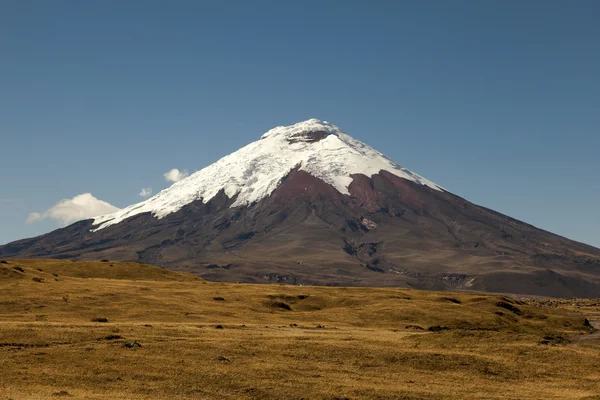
[1,259,599,399]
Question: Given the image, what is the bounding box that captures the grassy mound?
[0,258,200,281]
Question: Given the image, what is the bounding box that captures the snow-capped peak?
[260,118,341,140]
[92,119,443,230]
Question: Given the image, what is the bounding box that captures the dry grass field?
[1,259,600,400]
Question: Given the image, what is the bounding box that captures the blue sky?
[1,0,598,248]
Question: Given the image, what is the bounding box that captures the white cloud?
[26,212,42,223]
[26,193,120,226]
[139,187,152,197]
[164,168,189,183]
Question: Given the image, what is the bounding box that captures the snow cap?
[92,119,443,231]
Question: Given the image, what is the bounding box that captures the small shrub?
[496,301,522,316]
[438,297,462,304]
[91,317,109,323]
[100,259,109,263]
[215,325,224,329]
[469,297,488,303]
[539,334,569,345]
[270,301,292,311]
[0,260,8,264]
[13,266,24,273]
[62,295,69,303]
[428,325,450,332]
[32,277,45,283]
[213,297,225,301]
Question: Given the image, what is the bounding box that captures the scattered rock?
[32,277,45,283]
[287,129,331,144]
[104,335,122,340]
[215,355,230,361]
[360,216,378,230]
[123,341,142,348]
[290,323,298,327]
[205,263,232,269]
[236,231,255,240]
[343,241,357,256]
[215,325,224,329]
[213,297,225,301]
[405,325,424,330]
[262,273,295,283]
[366,264,385,273]
[52,391,71,397]
[91,317,109,323]
[316,324,325,329]
[584,318,596,331]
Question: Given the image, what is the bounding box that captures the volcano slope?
[1,259,600,400]
[2,119,600,297]
[3,168,600,297]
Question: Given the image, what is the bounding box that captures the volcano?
[3,119,600,297]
